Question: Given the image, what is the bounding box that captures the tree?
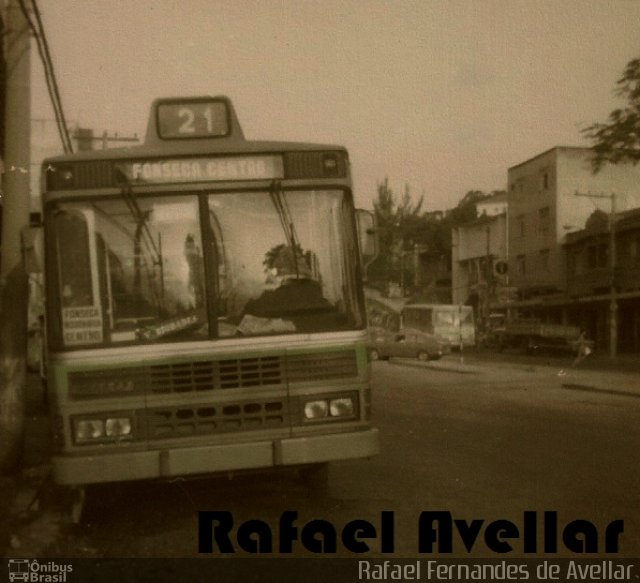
[582,57,640,171]
[368,179,424,290]
[446,190,489,225]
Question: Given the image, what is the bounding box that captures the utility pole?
[0,0,31,472]
[73,128,139,151]
[484,224,492,326]
[573,191,618,358]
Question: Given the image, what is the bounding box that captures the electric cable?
[17,0,73,153]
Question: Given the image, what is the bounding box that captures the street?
[6,352,640,558]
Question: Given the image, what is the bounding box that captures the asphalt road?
[20,357,640,558]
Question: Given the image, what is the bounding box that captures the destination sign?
[62,306,103,345]
[122,155,284,184]
[157,100,229,139]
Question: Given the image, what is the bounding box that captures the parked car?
[368,327,447,361]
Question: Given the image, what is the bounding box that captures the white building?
[507,146,640,298]
[451,193,508,315]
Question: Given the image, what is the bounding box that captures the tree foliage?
[583,57,640,172]
[368,177,502,294]
[369,179,424,284]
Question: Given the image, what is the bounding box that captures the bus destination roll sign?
[157,99,230,139]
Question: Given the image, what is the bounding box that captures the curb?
[561,383,640,399]
[389,358,483,375]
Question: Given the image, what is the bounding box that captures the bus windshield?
[50,189,363,347]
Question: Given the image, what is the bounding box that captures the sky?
[31,0,640,211]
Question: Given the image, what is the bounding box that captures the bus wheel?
[417,351,429,361]
[370,349,380,361]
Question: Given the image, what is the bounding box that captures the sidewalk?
[467,346,640,373]
[390,348,640,397]
[1,372,56,558]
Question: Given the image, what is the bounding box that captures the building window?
[574,249,583,275]
[511,181,524,196]
[587,244,608,270]
[587,246,597,270]
[597,243,608,268]
[516,254,526,276]
[567,249,576,275]
[617,238,630,265]
[539,249,550,271]
[538,206,550,234]
[517,215,525,237]
[542,172,549,189]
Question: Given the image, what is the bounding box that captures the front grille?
[287,350,358,382]
[145,398,288,439]
[69,349,357,398]
[150,360,216,393]
[149,356,283,393]
[218,356,283,388]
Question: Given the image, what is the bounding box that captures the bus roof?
[43,95,347,165]
[43,137,347,166]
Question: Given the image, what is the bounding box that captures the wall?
[507,148,559,292]
[452,214,507,305]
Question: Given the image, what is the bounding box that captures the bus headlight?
[75,419,104,442]
[329,397,354,417]
[105,417,132,437]
[304,400,329,419]
[73,414,134,444]
[303,394,356,421]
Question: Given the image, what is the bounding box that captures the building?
[564,208,640,352]
[418,248,452,303]
[451,192,508,326]
[476,191,508,217]
[500,146,640,353]
[507,147,640,300]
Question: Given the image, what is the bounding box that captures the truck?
[494,319,594,355]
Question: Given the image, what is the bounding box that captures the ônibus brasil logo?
[7,560,72,582]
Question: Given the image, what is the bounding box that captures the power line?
[17,0,73,154]
[31,0,71,151]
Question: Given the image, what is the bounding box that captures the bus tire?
[370,349,380,361]
[417,351,429,361]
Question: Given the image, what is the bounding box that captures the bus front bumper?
[52,427,380,486]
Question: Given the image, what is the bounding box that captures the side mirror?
[356,209,378,276]
[21,226,44,274]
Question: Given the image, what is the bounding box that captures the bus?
[401,303,476,348]
[38,96,379,489]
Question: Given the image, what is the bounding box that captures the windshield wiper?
[269,180,303,279]
[115,169,165,296]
